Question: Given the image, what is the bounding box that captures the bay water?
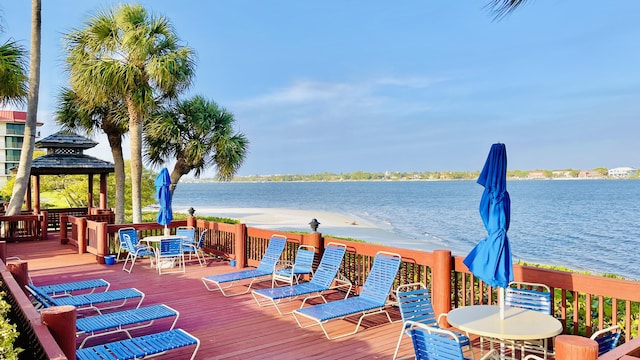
[172,180,640,280]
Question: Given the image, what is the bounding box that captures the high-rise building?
[0,110,44,186]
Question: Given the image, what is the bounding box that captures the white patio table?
[447,305,563,360]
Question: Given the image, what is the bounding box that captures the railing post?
[0,240,6,263]
[187,215,195,228]
[41,305,77,360]
[59,214,68,244]
[302,232,322,253]
[555,335,598,360]
[77,218,87,255]
[7,260,29,291]
[432,250,452,326]
[234,223,247,268]
[96,222,108,264]
[40,211,48,240]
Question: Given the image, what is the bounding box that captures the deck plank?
[5,236,533,359]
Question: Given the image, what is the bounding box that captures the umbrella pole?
[499,288,506,360]
[164,225,170,237]
[499,287,505,319]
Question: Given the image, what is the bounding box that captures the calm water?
[172,180,640,280]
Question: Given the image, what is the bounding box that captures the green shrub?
[0,286,22,359]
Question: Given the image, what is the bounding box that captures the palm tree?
[64,4,195,223]
[55,88,129,224]
[144,95,249,195]
[0,38,27,105]
[6,0,40,216]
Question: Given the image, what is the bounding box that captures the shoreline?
[173,205,425,247]
[172,205,629,279]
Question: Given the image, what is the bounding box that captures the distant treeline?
[219,168,629,183]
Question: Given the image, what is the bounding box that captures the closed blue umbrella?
[155,168,173,234]
[463,143,513,290]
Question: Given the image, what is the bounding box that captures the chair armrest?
[274,260,294,271]
[436,313,447,327]
[481,349,500,360]
[331,273,353,295]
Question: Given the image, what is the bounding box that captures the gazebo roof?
[36,132,98,149]
[29,131,114,175]
[30,154,114,175]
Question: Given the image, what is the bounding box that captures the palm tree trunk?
[107,132,126,224]
[168,159,190,196]
[126,96,143,223]
[7,0,40,215]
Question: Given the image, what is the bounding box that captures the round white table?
[447,305,563,359]
[141,235,186,244]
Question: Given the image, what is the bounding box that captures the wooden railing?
[0,214,44,242]
[2,217,636,359]
[452,257,640,343]
[182,219,640,353]
[46,207,88,231]
[0,257,66,359]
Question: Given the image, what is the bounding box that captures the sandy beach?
[173,206,419,246]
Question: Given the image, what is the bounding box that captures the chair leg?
[392,326,407,360]
[195,250,205,266]
[122,254,135,273]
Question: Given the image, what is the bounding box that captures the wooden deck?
[6,237,506,360]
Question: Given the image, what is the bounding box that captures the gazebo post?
[99,174,108,210]
[33,175,40,214]
[87,173,93,212]
[26,176,32,211]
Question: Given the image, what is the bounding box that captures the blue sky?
[2,1,639,177]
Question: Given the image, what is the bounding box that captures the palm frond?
[485,0,530,21]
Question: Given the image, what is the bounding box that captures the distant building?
[578,170,604,179]
[608,167,637,178]
[0,110,44,186]
[527,171,546,179]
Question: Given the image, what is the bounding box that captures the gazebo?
[27,132,114,214]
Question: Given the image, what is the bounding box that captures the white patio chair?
[157,237,185,275]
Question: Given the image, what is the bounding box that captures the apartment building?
[608,167,637,178]
[0,110,43,186]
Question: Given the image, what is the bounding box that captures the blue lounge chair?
[76,304,179,348]
[405,321,499,360]
[393,283,472,360]
[30,278,110,297]
[76,329,200,360]
[201,234,288,296]
[27,284,145,314]
[291,251,402,340]
[272,244,316,287]
[252,242,352,315]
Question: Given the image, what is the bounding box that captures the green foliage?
[230,168,636,182]
[0,287,22,359]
